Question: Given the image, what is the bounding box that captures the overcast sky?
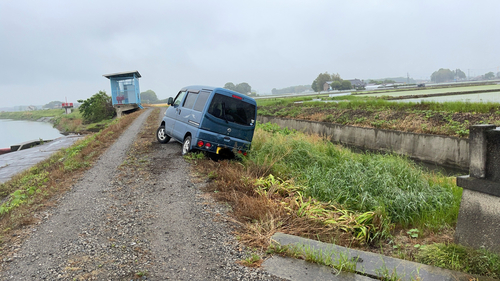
[1,0,499,107]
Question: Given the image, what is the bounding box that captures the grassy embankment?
[0,110,142,258]
[0,109,115,134]
[257,96,500,137]
[189,122,500,278]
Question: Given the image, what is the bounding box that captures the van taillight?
[232,95,243,100]
[205,143,211,149]
[197,140,204,147]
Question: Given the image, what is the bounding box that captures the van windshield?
[207,94,255,126]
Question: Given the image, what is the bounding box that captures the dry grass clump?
[193,156,384,250]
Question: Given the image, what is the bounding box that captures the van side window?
[207,93,256,126]
[173,91,186,107]
[193,91,211,112]
[183,91,198,109]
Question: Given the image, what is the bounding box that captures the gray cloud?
[1,0,499,107]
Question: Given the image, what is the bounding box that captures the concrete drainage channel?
[257,116,470,170]
[263,233,490,281]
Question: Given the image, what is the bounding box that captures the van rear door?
[202,93,256,142]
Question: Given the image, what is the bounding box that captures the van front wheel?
[157,126,171,144]
[182,136,192,155]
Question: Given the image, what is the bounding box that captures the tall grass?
[247,123,462,228]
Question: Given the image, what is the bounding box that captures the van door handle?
[178,109,181,114]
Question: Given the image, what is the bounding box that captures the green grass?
[258,96,500,114]
[267,243,357,274]
[247,123,461,229]
[416,243,500,279]
[0,109,68,120]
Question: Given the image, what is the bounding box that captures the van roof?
[180,85,256,105]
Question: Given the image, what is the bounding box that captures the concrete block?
[454,189,500,254]
[486,129,500,182]
[469,124,496,178]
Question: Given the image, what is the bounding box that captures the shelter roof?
[103,71,141,79]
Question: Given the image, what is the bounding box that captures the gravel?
[1,109,288,280]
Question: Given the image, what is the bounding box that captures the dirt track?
[1,109,284,280]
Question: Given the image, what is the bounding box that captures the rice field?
[356,84,500,98]
[396,91,500,103]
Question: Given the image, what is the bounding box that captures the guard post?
[103,71,143,117]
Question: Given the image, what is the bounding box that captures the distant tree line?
[311,72,352,92]
[43,101,63,109]
[271,85,312,95]
[431,68,466,83]
[484,72,495,80]
[224,82,257,96]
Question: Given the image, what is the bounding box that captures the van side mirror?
[167,97,174,105]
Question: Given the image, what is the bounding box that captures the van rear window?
[207,93,255,126]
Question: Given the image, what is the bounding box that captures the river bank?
[0,135,83,183]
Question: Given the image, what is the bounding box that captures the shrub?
[77,91,115,123]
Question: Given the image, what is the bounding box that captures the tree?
[140,90,158,103]
[235,82,251,95]
[224,82,252,95]
[331,81,341,90]
[484,72,495,80]
[224,82,236,91]
[312,72,337,92]
[454,69,466,80]
[497,72,500,78]
[431,68,454,83]
[77,91,115,124]
[43,101,63,109]
[340,80,352,90]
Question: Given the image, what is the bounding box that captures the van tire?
[182,136,192,155]
[157,126,171,144]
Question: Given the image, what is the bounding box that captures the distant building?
[323,81,333,91]
[348,79,365,88]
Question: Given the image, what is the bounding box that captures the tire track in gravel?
[2,108,287,280]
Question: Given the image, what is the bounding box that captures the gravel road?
[1,109,287,280]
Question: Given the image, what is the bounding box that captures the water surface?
[0,119,63,148]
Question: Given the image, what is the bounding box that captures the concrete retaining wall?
[258,116,469,169]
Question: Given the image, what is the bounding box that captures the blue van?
[156,86,257,156]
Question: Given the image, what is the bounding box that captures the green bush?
[77,91,115,123]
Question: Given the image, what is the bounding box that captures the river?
[0,119,63,149]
